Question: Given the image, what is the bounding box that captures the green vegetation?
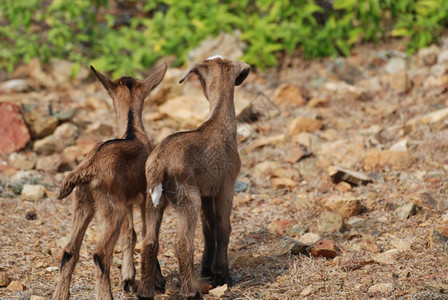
[1,0,448,76]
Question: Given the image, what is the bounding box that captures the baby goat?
[138,57,250,299]
[53,63,167,300]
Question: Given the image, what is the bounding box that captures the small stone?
[267,220,295,236]
[308,238,341,259]
[417,44,440,66]
[409,192,437,209]
[254,161,281,178]
[285,225,307,238]
[33,123,79,155]
[329,166,373,186]
[333,181,352,193]
[390,239,412,251]
[373,249,399,265]
[288,117,323,136]
[345,216,366,230]
[85,121,114,136]
[284,145,311,163]
[323,195,364,219]
[26,211,37,220]
[45,266,59,272]
[9,151,37,170]
[389,139,408,152]
[188,31,244,63]
[6,281,26,292]
[273,84,306,107]
[0,272,12,287]
[244,134,285,152]
[396,202,418,219]
[35,154,63,172]
[384,57,406,74]
[149,68,184,105]
[308,97,329,108]
[0,102,31,155]
[368,283,394,295]
[318,211,345,233]
[361,236,381,253]
[21,184,45,201]
[30,296,48,300]
[273,237,308,256]
[234,180,248,193]
[425,282,448,294]
[270,177,297,189]
[0,79,31,93]
[363,150,414,172]
[300,284,324,296]
[298,233,322,245]
[22,103,58,139]
[158,95,208,128]
[208,284,228,298]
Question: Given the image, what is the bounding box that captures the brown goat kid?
[53,63,167,300]
[137,57,250,299]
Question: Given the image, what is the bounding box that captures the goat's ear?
[179,62,201,84]
[90,65,115,94]
[142,63,168,95]
[233,61,251,86]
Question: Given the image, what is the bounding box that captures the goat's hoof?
[155,275,166,290]
[137,297,154,300]
[122,279,133,293]
[201,267,212,278]
[212,272,232,287]
[186,291,203,300]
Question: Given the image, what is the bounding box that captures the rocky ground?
[1,39,448,299]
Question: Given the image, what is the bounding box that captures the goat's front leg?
[93,200,126,300]
[200,196,216,278]
[212,186,233,287]
[175,190,202,299]
[53,186,94,300]
[138,202,165,300]
[120,205,137,293]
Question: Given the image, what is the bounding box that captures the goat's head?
[178,56,250,99]
[90,63,167,112]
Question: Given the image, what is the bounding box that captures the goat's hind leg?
[120,205,137,293]
[200,196,216,278]
[53,185,94,300]
[93,197,126,300]
[212,186,234,286]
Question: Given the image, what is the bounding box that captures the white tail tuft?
[206,55,224,61]
[149,183,163,207]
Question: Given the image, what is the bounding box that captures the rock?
[407,107,448,127]
[0,79,31,93]
[35,154,63,172]
[285,225,307,237]
[270,177,297,189]
[396,202,418,219]
[308,238,341,259]
[244,134,285,152]
[30,296,48,300]
[318,211,344,233]
[363,150,414,171]
[273,237,308,256]
[6,281,26,292]
[253,161,282,178]
[323,195,364,218]
[389,139,408,152]
[9,151,37,170]
[273,84,306,107]
[368,283,394,295]
[11,170,42,184]
[373,249,399,265]
[361,236,381,253]
[158,95,209,128]
[381,71,407,91]
[438,49,448,64]
[345,216,366,230]
[322,81,370,101]
[22,103,58,139]
[33,123,79,155]
[409,192,437,209]
[21,184,45,201]
[234,180,248,193]
[425,282,448,294]
[284,145,311,163]
[46,266,59,272]
[188,31,244,62]
[0,272,12,287]
[148,68,184,105]
[317,137,366,169]
[384,57,406,74]
[308,97,329,107]
[417,45,440,66]
[49,58,90,83]
[301,284,324,296]
[288,117,323,136]
[333,181,351,193]
[85,121,114,136]
[328,166,373,186]
[26,211,37,220]
[298,233,321,245]
[267,220,295,236]
[209,284,228,298]
[390,239,412,251]
[0,103,31,155]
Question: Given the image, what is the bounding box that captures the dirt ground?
[1,40,448,299]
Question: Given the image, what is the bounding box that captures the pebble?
[6,280,26,292]
[21,184,45,201]
[0,272,12,287]
[318,211,345,233]
[368,282,394,295]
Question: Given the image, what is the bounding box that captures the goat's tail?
[146,160,165,207]
[59,167,93,199]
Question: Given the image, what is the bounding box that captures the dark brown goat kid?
[137,56,250,299]
[52,63,167,300]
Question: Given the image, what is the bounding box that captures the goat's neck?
[206,84,237,137]
[115,104,147,142]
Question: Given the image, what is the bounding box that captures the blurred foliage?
[1,0,448,76]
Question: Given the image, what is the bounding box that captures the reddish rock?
[273,84,306,107]
[308,238,341,259]
[0,103,30,155]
